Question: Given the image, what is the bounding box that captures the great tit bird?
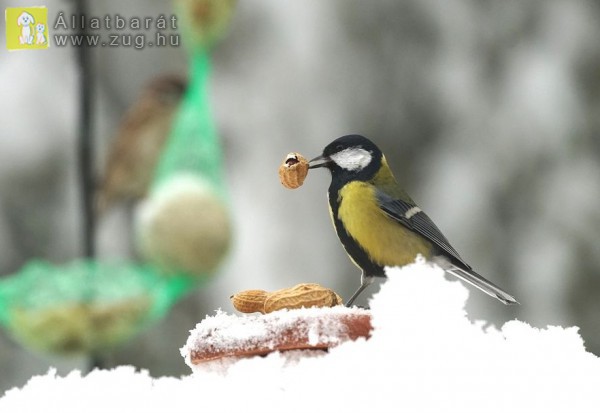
[308,134,518,307]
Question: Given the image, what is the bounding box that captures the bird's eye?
[335,145,343,152]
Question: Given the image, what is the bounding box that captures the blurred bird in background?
[95,74,187,215]
[309,135,518,306]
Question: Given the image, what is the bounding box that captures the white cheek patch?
[330,148,372,171]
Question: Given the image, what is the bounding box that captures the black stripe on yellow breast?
[328,181,433,276]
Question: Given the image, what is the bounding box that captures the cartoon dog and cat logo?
[5,7,49,50]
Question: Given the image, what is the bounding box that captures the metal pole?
[72,0,102,371]
[74,0,95,258]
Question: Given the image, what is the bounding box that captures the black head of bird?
[309,134,518,307]
[309,135,383,181]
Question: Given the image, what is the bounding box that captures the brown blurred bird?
[96,74,187,215]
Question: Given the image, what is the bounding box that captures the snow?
[1,259,599,413]
[180,305,370,364]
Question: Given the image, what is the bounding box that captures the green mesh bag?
[136,50,232,280]
[0,260,193,355]
[151,53,224,193]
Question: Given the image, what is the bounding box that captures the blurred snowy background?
[1,0,600,394]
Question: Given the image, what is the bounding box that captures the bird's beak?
[309,155,331,169]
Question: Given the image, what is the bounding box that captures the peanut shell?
[264,283,337,313]
[230,290,269,314]
[279,152,309,189]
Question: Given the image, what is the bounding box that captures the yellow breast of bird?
[337,181,433,267]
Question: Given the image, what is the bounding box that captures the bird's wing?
[375,189,471,269]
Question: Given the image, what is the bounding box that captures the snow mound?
[1,260,599,413]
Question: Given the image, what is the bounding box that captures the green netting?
[151,51,225,195]
[154,0,235,191]
[138,49,232,281]
[0,260,194,355]
[137,1,233,292]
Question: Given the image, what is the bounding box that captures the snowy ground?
[1,260,598,413]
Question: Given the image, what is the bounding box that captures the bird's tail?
[444,264,519,305]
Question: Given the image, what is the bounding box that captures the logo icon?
[5,6,49,51]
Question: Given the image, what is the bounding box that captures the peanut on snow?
[231,283,343,314]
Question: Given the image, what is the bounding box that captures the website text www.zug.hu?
[53,32,179,49]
